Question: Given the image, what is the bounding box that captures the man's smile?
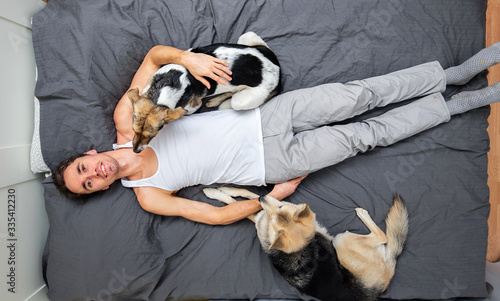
[101,162,108,177]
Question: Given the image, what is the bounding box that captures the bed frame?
[486,0,500,264]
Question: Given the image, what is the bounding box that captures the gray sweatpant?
[260,61,451,183]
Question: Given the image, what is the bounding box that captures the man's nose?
[87,165,99,177]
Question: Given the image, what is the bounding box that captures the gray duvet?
[34,0,490,300]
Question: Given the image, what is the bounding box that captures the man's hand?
[180,52,232,89]
[268,175,308,201]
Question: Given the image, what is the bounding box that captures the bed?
[32,0,492,300]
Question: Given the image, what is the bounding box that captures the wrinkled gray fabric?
[34,0,490,300]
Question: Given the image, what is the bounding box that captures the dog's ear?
[166,107,188,121]
[147,106,186,125]
[127,87,141,104]
[268,230,286,251]
[130,94,155,136]
[294,204,313,221]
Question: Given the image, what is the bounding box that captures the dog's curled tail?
[385,195,408,270]
[237,31,268,47]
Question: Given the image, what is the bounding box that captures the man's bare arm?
[134,176,307,225]
[135,187,261,225]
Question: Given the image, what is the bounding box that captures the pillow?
[30,94,50,174]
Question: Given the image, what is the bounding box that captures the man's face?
[64,150,120,195]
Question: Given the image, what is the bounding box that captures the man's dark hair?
[53,153,88,199]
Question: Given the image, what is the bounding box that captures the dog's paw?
[206,92,234,108]
[217,187,260,199]
[205,99,218,108]
[202,188,236,205]
[203,188,224,199]
[355,208,369,218]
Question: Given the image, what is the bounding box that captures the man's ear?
[84,149,98,155]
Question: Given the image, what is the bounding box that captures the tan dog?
[203,187,408,301]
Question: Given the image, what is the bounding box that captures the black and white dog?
[128,32,281,152]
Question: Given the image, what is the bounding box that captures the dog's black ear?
[127,87,141,104]
[269,230,286,251]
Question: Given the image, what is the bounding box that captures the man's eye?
[82,165,87,172]
[87,180,92,188]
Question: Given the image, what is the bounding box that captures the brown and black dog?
[203,187,408,301]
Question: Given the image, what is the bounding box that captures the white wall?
[0,0,50,300]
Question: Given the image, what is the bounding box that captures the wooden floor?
[486,0,500,263]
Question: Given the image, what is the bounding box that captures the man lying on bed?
[53,42,500,225]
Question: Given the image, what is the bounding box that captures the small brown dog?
[203,187,408,301]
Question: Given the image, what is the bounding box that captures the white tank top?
[118,108,266,191]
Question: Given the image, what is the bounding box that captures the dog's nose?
[133,143,145,153]
[133,146,143,153]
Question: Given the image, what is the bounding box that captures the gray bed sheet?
[33,0,491,300]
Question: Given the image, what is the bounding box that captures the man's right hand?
[180,51,232,89]
[268,175,308,201]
